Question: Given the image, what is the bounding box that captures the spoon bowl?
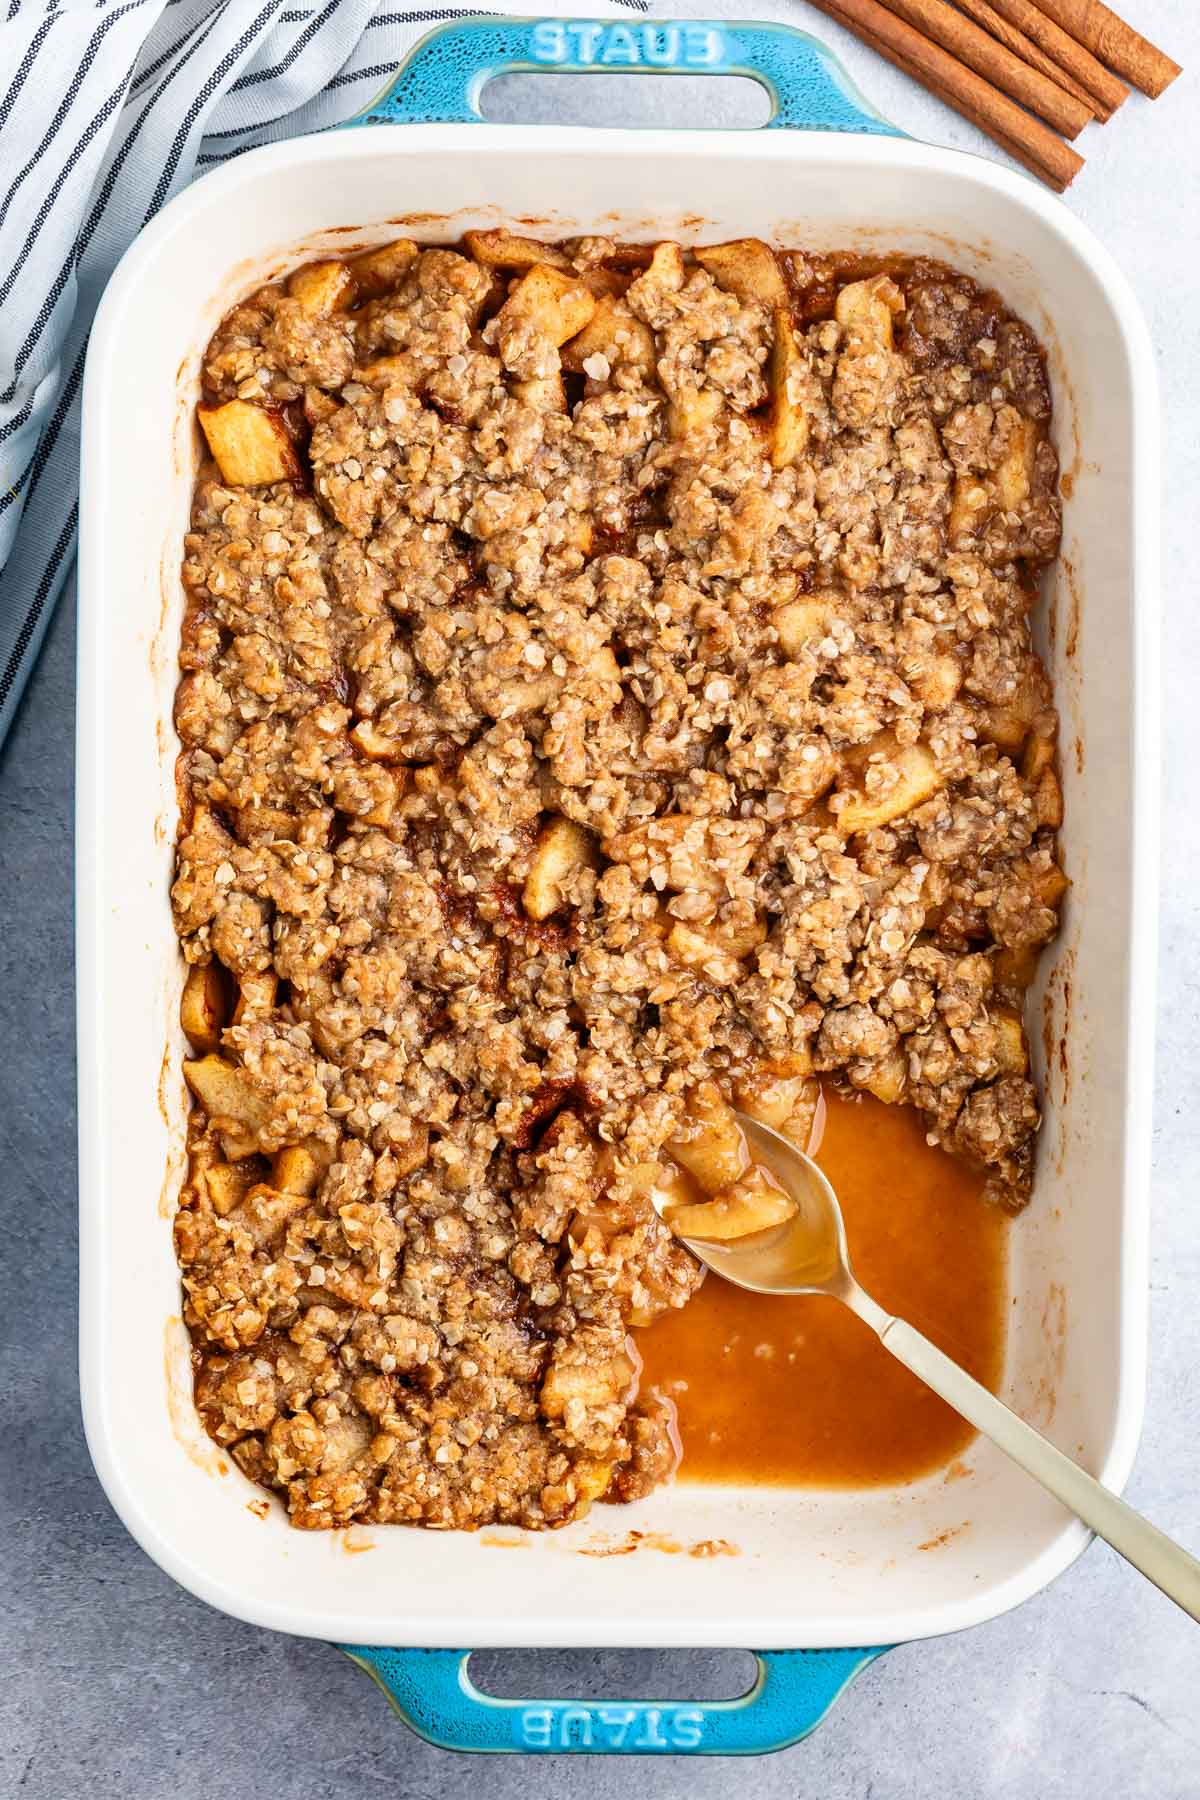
[671,1116,852,1297]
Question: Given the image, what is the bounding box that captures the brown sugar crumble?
[170,231,1065,1532]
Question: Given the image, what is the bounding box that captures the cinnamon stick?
[876,0,1093,135]
[800,0,1085,189]
[951,0,1107,117]
[1025,0,1181,96]
[979,0,1129,111]
[850,22,1076,186]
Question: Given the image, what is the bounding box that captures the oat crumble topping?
[172,233,1065,1531]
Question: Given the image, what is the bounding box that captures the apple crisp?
[171,232,1065,1530]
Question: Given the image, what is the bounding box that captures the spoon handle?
[876,1313,1200,1622]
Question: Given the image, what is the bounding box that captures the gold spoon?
[661,1112,1200,1623]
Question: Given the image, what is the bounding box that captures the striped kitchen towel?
[0,0,647,751]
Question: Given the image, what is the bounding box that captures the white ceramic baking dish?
[77,13,1158,1754]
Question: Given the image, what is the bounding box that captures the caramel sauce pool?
[636,1091,1011,1488]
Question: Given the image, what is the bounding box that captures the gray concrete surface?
[2,3,1198,1794]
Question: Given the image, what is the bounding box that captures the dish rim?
[76,120,1159,1648]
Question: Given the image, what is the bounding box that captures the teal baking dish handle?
[338,1645,893,1754]
[345,16,904,135]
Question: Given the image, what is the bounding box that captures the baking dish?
[77,16,1159,1754]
